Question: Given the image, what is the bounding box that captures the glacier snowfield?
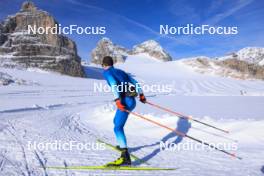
[0,55,264,176]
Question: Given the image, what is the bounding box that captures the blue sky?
[1,0,264,61]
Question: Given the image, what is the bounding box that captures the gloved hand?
[139,94,146,103]
[115,99,126,111]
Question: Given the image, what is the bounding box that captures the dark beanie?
[102,56,114,66]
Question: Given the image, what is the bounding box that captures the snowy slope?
[0,54,264,176]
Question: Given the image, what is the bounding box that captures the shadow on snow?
[129,117,191,165]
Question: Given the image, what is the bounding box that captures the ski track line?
[180,80,194,95]
[0,100,108,114]
[34,150,48,176]
[200,81,227,94]
[0,154,7,173]
[209,81,230,91]
[0,119,103,175]
[195,81,214,94]
[238,81,264,91]
[211,80,235,91]
[0,152,26,176]
[189,80,200,94]
[5,121,33,176]
[219,81,240,90]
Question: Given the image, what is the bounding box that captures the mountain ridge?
[90,37,172,64]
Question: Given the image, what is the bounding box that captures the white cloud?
[66,0,193,45]
[204,0,254,25]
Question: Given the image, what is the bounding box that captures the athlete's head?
[102,56,114,69]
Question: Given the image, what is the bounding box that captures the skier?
[102,56,146,166]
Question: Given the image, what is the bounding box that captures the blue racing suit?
[103,66,143,148]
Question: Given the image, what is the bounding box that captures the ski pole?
[126,110,242,160]
[146,101,229,134]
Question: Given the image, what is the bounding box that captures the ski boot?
[115,145,121,151]
[105,148,131,167]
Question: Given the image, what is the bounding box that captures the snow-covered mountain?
[1,54,264,175]
[183,47,264,80]
[131,40,172,61]
[91,37,264,80]
[91,38,172,64]
[91,38,129,64]
[219,47,264,65]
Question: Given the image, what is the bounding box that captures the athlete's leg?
[124,97,136,111]
[113,97,136,148]
[114,109,129,148]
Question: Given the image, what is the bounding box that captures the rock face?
[131,40,172,61]
[0,72,14,85]
[91,38,128,64]
[219,59,264,80]
[0,71,38,86]
[220,47,264,66]
[91,38,172,64]
[0,1,85,77]
[183,51,264,80]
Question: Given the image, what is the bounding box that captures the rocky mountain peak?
[91,38,172,64]
[91,38,128,64]
[21,1,37,12]
[183,47,264,80]
[0,1,84,77]
[131,40,172,61]
[136,40,162,50]
[236,47,264,65]
[219,47,264,66]
[99,37,112,44]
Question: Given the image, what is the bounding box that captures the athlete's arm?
[127,73,146,103]
[104,73,120,99]
[127,74,143,94]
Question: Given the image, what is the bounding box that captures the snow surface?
[0,54,264,176]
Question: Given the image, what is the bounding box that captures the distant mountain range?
[182,47,264,80]
[91,38,264,80]
[90,38,172,64]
